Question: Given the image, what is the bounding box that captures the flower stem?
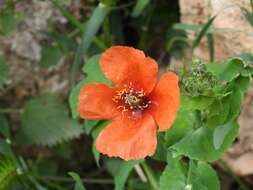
[141,161,159,190]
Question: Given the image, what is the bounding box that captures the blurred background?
[0,0,253,189]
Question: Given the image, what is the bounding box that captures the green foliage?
[0,11,17,36]
[0,157,17,190]
[213,122,233,150]
[69,54,110,119]
[181,95,215,111]
[71,2,109,85]
[47,32,76,54]
[171,121,239,161]
[91,121,108,167]
[0,139,13,157]
[165,106,196,147]
[160,156,220,190]
[206,58,252,82]
[68,172,86,190]
[159,157,186,190]
[39,45,62,68]
[114,160,142,190]
[21,94,83,146]
[0,114,10,138]
[191,16,216,55]
[0,55,8,89]
[188,161,220,190]
[131,0,150,17]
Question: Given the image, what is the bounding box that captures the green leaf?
[241,67,253,77]
[189,161,220,190]
[104,158,122,176]
[47,32,77,53]
[69,54,110,119]
[152,133,167,161]
[165,107,196,147]
[39,45,62,68]
[21,95,83,146]
[0,114,10,138]
[219,58,245,81]
[83,120,99,135]
[0,12,17,36]
[91,121,108,167]
[82,55,110,84]
[71,3,109,86]
[213,122,233,150]
[231,76,251,93]
[68,172,86,190]
[173,23,202,33]
[191,16,216,54]
[69,80,86,119]
[159,157,186,190]
[226,90,243,121]
[0,139,13,157]
[171,121,239,161]
[115,160,142,190]
[181,95,214,111]
[207,58,246,82]
[206,62,227,77]
[131,0,150,17]
[0,55,8,88]
[160,157,220,190]
[0,157,16,190]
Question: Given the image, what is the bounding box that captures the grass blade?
[50,0,107,52]
[68,172,86,190]
[191,16,216,56]
[173,23,202,33]
[131,0,150,17]
[51,0,83,31]
[71,3,109,86]
[207,33,214,61]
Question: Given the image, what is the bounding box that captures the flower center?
[113,84,151,116]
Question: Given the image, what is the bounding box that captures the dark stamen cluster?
[113,84,151,116]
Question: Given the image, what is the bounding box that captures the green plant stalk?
[50,0,106,51]
[190,15,216,58]
[166,36,190,52]
[141,161,159,190]
[186,159,194,185]
[71,3,109,87]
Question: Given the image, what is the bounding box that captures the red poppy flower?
[78,46,180,160]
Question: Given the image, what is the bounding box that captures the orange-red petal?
[95,113,157,160]
[78,83,119,120]
[100,46,158,93]
[149,72,180,131]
